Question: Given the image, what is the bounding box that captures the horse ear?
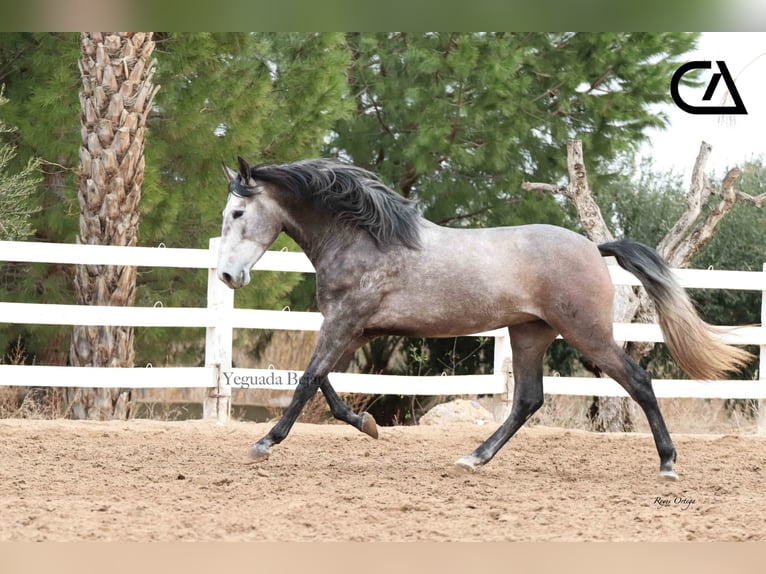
[221,161,238,183]
[237,156,251,181]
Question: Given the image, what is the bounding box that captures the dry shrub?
[0,337,65,418]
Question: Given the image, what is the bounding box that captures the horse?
[216,156,751,480]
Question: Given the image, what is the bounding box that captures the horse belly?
[364,280,535,338]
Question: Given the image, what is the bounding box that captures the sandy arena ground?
[1,418,765,542]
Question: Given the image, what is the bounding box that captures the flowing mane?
[246,159,422,249]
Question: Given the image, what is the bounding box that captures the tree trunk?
[560,141,639,431]
[67,32,159,420]
[521,141,640,430]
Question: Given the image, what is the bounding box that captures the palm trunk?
[67,32,159,420]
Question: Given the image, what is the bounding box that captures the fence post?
[203,237,234,422]
[759,263,766,436]
[490,328,513,422]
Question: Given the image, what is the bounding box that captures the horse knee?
[512,396,543,420]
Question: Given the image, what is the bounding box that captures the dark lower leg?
[623,357,675,472]
[459,367,544,467]
[599,351,677,475]
[321,379,378,438]
[315,340,378,438]
[249,372,321,460]
[457,321,554,469]
[248,327,374,462]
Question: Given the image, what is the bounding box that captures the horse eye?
[232,210,244,220]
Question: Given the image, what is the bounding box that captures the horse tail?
[598,239,752,380]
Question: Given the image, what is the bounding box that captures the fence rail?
[1,239,764,428]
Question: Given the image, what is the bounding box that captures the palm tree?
[68,32,159,419]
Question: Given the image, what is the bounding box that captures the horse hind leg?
[561,326,678,480]
[603,348,678,480]
[455,320,557,472]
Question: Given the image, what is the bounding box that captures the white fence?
[1,238,765,428]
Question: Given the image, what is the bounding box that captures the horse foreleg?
[247,322,371,463]
[320,377,379,439]
[455,321,556,472]
[247,368,322,463]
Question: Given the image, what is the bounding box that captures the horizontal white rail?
[607,265,766,291]
[0,364,214,388]
[2,363,762,400]
[0,240,314,272]
[3,240,765,289]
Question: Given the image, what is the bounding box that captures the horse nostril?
[221,272,233,285]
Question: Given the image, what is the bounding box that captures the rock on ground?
[419,398,494,426]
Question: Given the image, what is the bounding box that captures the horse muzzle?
[218,268,250,289]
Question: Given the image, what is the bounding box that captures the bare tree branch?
[520,182,566,195]
[736,191,766,208]
[665,167,741,268]
[437,205,494,226]
[656,142,713,259]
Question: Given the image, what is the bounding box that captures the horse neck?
[276,192,357,266]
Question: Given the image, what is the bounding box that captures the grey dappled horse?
[217,157,751,480]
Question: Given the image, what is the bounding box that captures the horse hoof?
[453,454,481,473]
[659,469,679,481]
[246,442,272,464]
[361,412,378,439]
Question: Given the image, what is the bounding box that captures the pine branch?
[437,205,494,225]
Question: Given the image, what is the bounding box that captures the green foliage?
[0,87,41,242]
[0,34,82,363]
[595,156,687,245]
[329,32,698,229]
[0,33,81,242]
[1,86,46,363]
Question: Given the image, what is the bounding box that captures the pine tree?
[332,33,697,227]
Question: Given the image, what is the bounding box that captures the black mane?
[246,159,422,249]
